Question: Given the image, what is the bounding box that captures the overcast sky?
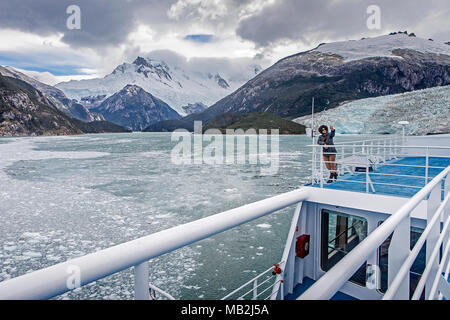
[0,0,448,85]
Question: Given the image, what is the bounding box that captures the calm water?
[0,132,377,299]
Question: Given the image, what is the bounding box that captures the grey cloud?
[1,0,448,63]
[236,0,450,48]
[0,0,175,48]
[139,49,267,79]
[0,0,252,49]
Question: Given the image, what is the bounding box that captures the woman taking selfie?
[317,124,338,183]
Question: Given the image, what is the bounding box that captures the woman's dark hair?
[318,125,328,134]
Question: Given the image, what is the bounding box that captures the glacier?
[294,85,450,135]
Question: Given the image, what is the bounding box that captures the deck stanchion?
[425,182,441,298]
[134,262,150,300]
[312,145,315,184]
[425,148,429,185]
[320,147,324,188]
[387,216,411,299]
[253,279,258,300]
[366,157,369,193]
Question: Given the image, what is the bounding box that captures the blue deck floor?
[313,157,450,198]
[285,277,357,300]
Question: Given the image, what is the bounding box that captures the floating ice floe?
[256,223,272,229]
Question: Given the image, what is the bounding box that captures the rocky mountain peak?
[122,84,144,95]
[90,84,181,131]
[56,54,263,116]
[214,73,229,89]
[132,56,172,81]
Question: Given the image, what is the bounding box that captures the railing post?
[387,216,411,299]
[253,279,258,300]
[366,157,369,193]
[320,147,324,188]
[445,174,450,257]
[134,262,150,300]
[389,140,392,160]
[425,147,429,186]
[312,145,316,184]
[280,278,284,301]
[425,182,441,298]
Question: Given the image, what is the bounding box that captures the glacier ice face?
[294,85,450,135]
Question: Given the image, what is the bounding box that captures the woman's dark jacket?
[317,129,337,155]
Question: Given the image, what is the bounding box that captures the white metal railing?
[0,188,310,300]
[311,137,450,195]
[299,165,450,300]
[311,136,403,186]
[221,261,285,300]
[149,283,176,300]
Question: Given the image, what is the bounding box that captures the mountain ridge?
[0,66,104,123]
[146,33,450,132]
[0,75,129,136]
[56,55,261,116]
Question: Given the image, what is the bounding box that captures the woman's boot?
[333,172,338,181]
[327,173,333,183]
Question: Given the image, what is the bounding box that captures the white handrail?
[149,283,176,300]
[412,216,450,300]
[221,262,284,300]
[310,143,450,150]
[334,136,402,146]
[221,265,274,300]
[310,140,450,193]
[383,192,450,299]
[0,188,310,300]
[298,166,450,300]
[427,234,450,299]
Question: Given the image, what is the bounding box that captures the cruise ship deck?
[312,156,450,198]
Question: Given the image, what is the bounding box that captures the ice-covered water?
[0,132,376,300]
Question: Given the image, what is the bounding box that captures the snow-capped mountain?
[181,102,208,115]
[294,85,450,135]
[315,32,450,62]
[199,33,450,119]
[90,84,181,131]
[55,56,262,116]
[145,33,450,132]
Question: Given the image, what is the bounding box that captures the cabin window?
[378,225,426,299]
[320,209,368,286]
